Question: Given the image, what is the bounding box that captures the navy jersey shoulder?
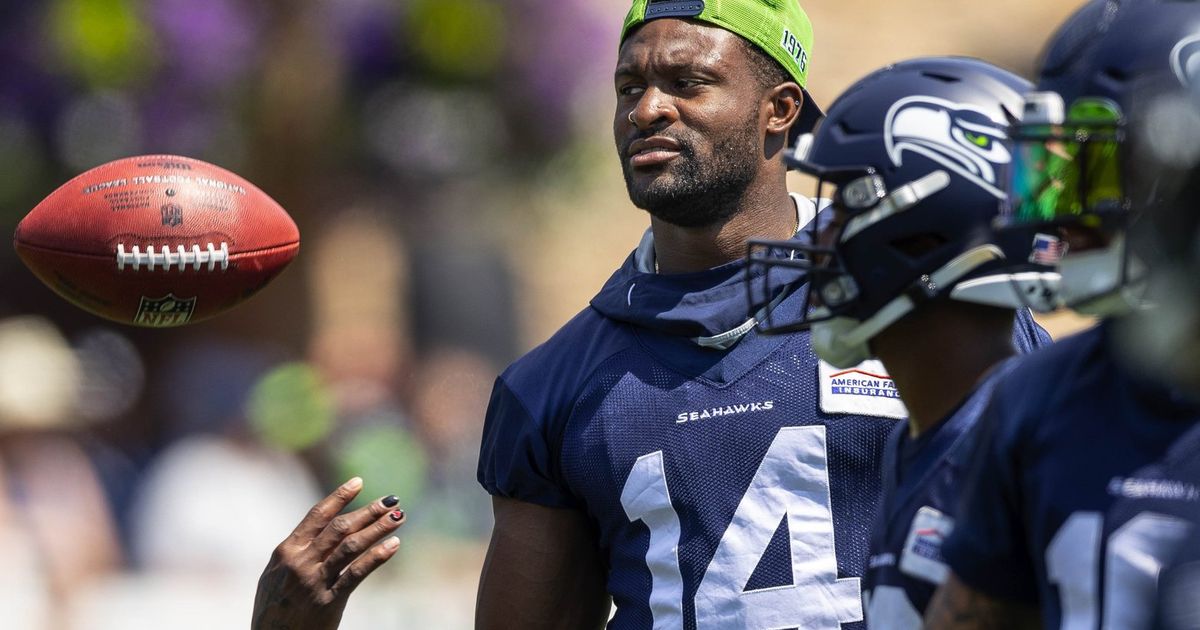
[477,304,636,508]
[943,322,1200,628]
[863,360,1017,628]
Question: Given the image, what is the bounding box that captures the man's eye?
[675,79,702,90]
[619,85,645,97]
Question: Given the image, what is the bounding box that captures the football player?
[926,1,1200,628]
[252,0,852,627]
[1111,134,1200,630]
[474,1,886,626]
[746,56,1058,629]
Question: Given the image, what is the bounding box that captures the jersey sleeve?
[1012,307,1053,354]
[940,384,1040,604]
[477,376,578,509]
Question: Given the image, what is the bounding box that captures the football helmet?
[1003,0,1200,315]
[748,57,1060,368]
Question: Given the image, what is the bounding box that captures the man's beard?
[620,120,761,228]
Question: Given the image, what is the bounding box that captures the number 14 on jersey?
[621,425,863,629]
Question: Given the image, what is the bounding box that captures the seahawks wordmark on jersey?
[1106,420,1200,630]
[479,201,1050,629]
[943,321,1200,629]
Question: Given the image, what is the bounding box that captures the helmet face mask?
[748,162,953,336]
[1002,92,1141,315]
[1006,93,1129,231]
[747,160,885,336]
[1002,0,1200,316]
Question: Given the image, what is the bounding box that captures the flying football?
[13,155,300,327]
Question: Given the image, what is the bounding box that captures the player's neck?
[874,305,1017,438]
[649,179,795,275]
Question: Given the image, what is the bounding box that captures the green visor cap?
[620,0,823,134]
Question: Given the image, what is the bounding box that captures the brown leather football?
[13,155,300,327]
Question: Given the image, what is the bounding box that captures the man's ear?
[765,82,804,138]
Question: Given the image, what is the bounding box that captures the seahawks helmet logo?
[1171,34,1200,86]
[884,96,1011,199]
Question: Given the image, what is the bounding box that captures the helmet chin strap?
[811,245,1006,368]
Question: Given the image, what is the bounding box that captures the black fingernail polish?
[390,510,405,522]
[382,495,399,508]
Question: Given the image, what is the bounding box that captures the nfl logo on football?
[135,294,197,327]
[161,203,184,227]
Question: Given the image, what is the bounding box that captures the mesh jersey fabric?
[862,358,1020,628]
[943,320,1200,628]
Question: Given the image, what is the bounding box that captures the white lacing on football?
[116,243,230,271]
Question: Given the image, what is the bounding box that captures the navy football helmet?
[1003,0,1200,315]
[747,57,1059,368]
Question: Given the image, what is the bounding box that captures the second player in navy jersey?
[939,323,1200,628]
[929,1,1200,628]
[747,57,1058,629]
[1101,116,1200,630]
[864,360,1017,627]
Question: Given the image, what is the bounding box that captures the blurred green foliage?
[49,0,156,87]
[247,362,335,451]
[408,0,507,80]
[335,423,430,510]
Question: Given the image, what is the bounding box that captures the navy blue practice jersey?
[1106,421,1200,629]
[942,321,1200,629]
[863,359,1019,629]
[479,210,1051,630]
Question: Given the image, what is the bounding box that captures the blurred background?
[0,0,1086,627]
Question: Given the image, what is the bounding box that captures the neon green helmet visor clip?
[620,0,824,138]
[1004,91,1129,229]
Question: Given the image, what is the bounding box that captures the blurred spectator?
[130,342,323,576]
[65,341,326,629]
[410,346,497,538]
[0,317,122,630]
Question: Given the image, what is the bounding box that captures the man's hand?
[252,477,407,630]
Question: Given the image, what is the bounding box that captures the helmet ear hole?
[1101,65,1129,84]
[889,233,948,259]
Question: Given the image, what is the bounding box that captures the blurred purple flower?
[503,0,614,149]
[0,2,71,136]
[320,0,406,85]
[149,0,263,89]
[139,92,248,167]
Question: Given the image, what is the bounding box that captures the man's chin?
[625,173,678,208]
[637,194,731,228]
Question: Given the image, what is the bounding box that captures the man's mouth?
[627,137,683,168]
